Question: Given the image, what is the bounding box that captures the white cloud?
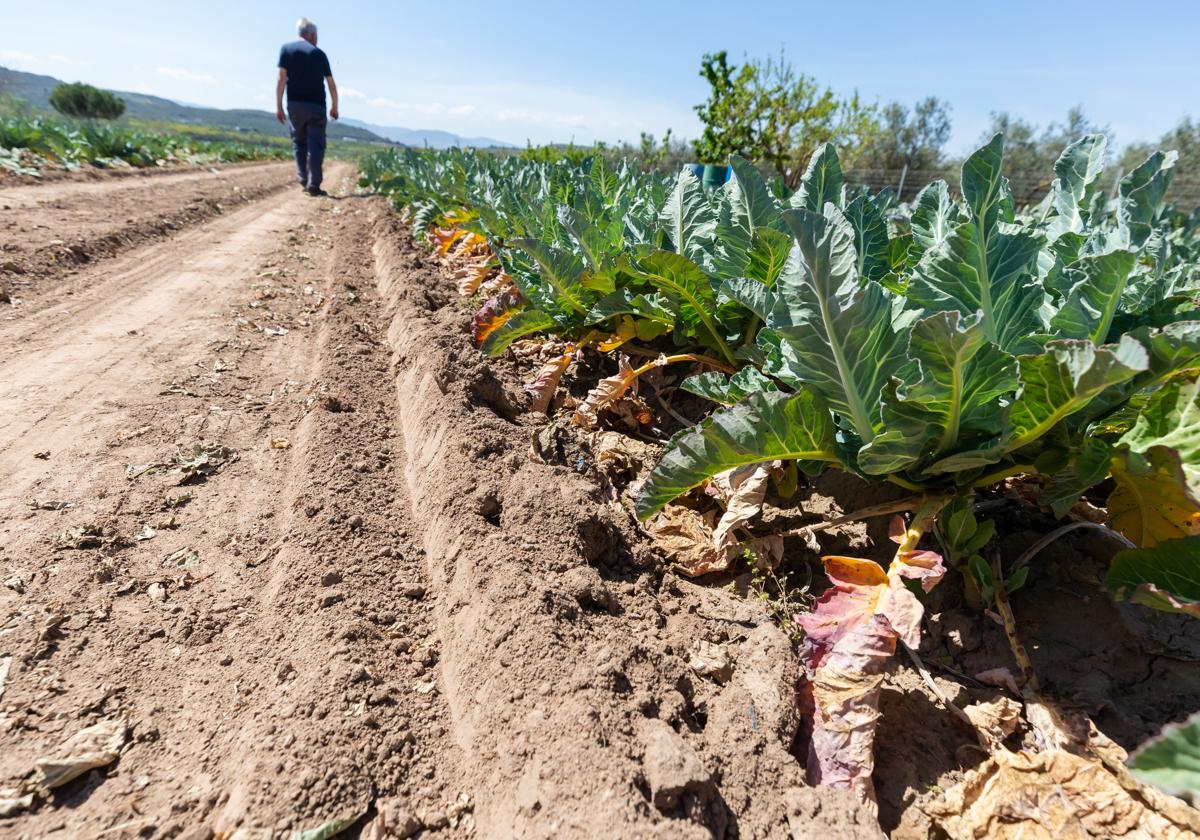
[156,66,216,85]
[492,107,585,127]
[367,97,475,117]
[369,96,405,110]
[340,86,366,99]
[0,49,90,71]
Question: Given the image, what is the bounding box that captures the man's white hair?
[297,17,317,36]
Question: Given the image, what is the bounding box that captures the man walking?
[276,17,339,196]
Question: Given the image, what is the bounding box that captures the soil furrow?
[0,173,466,838]
[0,161,295,317]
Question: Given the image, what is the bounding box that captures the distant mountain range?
[342,118,510,149]
[0,66,513,149]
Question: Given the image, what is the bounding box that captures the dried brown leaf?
[964,696,1023,748]
[34,718,127,789]
[572,354,638,430]
[644,504,730,576]
[525,351,574,414]
[922,747,1200,839]
[708,462,776,553]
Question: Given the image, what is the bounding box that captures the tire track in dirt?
[0,171,469,838]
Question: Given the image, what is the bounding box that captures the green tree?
[49,82,125,120]
[855,97,952,173]
[980,106,1107,202]
[693,51,879,188]
[1120,117,1199,204]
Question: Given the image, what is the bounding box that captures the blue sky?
[2,0,1196,152]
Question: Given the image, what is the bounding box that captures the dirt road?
[0,164,477,838]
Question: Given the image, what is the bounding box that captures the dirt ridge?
[369,203,874,838]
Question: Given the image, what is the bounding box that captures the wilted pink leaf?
[796,541,946,806]
[975,667,1022,695]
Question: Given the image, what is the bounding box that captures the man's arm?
[275,68,287,123]
[326,76,339,121]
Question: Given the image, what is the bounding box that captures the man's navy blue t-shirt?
[278,40,332,106]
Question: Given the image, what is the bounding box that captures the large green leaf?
[1005,338,1148,453]
[1120,378,1200,494]
[556,204,616,272]
[635,389,837,520]
[1048,133,1107,238]
[1120,150,1179,245]
[1128,712,1200,800]
[858,311,1018,474]
[681,366,779,406]
[479,308,557,357]
[660,168,716,265]
[760,207,906,442]
[1132,322,1200,388]
[631,250,736,364]
[1049,249,1138,342]
[710,156,780,278]
[1106,537,1200,619]
[843,194,891,284]
[511,238,589,316]
[744,227,794,287]
[908,181,961,264]
[1040,437,1113,517]
[790,143,844,212]
[909,135,1045,352]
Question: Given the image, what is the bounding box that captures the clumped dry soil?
[1,164,1197,839]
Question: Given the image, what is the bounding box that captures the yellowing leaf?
[1108,446,1200,547]
[454,259,495,297]
[470,285,521,348]
[597,316,636,352]
[823,555,889,587]
[431,227,467,257]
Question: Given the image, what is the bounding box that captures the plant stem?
[1010,520,1133,572]
[777,497,921,539]
[970,463,1034,489]
[630,353,737,378]
[899,640,979,733]
[990,550,1039,694]
[888,494,953,573]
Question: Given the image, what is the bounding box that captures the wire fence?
[841,166,1200,210]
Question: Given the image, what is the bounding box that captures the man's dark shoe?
[307,186,328,197]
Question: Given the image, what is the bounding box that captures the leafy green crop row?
[362,136,1200,803]
[0,115,290,174]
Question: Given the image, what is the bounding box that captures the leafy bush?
[49,82,126,120]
